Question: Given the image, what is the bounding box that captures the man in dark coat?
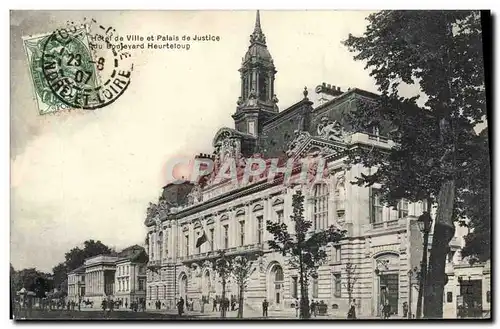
[177,297,185,316]
[262,298,269,317]
[347,299,357,319]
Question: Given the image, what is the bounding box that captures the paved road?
[12,307,406,320]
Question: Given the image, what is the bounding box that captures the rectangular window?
[223,225,229,249]
[240,221,245,246]
[334,273,341,297]
[185,235,189,257]
[276,210,284,224]
[209,228,215,251]
[487,291,491,303]
[398,199,409,219]
[139,279,145,291]
[257,216,263,244]
[371,189,383,223]
[248,121,256,136]
[332,245,341,263]
[292,276,298,299]
[313,184,329,230]
[312,277,319,298]
[446,291,453,303]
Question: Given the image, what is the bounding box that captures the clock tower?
[233,10,279,137]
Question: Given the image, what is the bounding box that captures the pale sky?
[10,10,428,272]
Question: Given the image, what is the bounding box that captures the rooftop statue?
[317,116,344,141]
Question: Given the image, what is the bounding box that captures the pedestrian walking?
[295,299,300,317]
[403,302,408,318]
[262,298,269,317]
[310,300,316,317]
[177,297,185,316]
[383,300,391,319]
[347,299,357,319]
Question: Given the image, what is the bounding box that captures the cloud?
[11,10,378,272]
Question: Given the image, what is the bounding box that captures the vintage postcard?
[10,10,491,321]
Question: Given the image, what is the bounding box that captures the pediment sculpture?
[286,130,311,157]
[317,116,344,142]
[187,184,203,206]
[157,198,171,217]
[144,202,158,225]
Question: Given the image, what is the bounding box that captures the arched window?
[275,266,284,282]
[313,183,329,230]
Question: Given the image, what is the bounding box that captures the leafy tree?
[11,268,53,298]
[267,190,345,318]
[51,262,68,293]
[51,240,112,293]
[64,240,112,271]
[212,250,233,318]
[456,128,490,262]
[343,11,487,318]
[232,255,257,318]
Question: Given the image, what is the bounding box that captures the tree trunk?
[221,278,226,318]
[424,179,455,318]
[237,284,244,318]
[298,253,310,319]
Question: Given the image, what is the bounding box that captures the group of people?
[212,295,238,312]
[100,299,144,313]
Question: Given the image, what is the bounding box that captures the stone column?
[189,221,194,255]
[247,202,253,245]
[215,214,221,251]
[147,233,152,258]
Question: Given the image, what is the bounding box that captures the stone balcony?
[180,243,265,265]
[365,218,407,232]
[147,259,162,270]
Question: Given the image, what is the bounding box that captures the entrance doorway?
[179,274,188,301]
[379,273,399,315]
[460,279,482,317]
[269,264,284,309]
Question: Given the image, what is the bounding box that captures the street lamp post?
[416,211,432,319]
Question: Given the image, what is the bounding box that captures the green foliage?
[232,255,257,318]
[456,128,491,262]
[343,10,489,317]
[11,267,53,297]
[267,190,345,277]
[343,10,489,258]
[266,190,345,318]
[51,239,113,295]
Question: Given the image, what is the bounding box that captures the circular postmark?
[40,23,132,110]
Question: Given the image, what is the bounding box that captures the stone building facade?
[67,265,86,303]
[68,245,148,305]
[143,11,468,317]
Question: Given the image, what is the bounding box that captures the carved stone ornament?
[157,198,171,217]
[145,202,158,225]
[317,116,344,141]
[187,184,203,206]
[286,130,311,157]
[191,263,202,278]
